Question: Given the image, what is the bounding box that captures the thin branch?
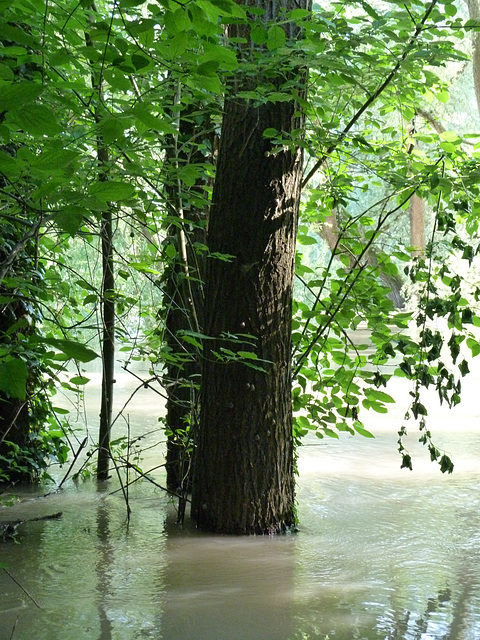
[3,569,41,609]
[302,0,438,188]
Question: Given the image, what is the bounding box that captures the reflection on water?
[1,365,480,639]
[160,521,295,640]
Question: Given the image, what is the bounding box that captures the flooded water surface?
[1,365,480,640]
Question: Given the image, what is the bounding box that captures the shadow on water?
[158,512,295,640]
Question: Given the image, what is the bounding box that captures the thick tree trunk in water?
[191,0,311,534]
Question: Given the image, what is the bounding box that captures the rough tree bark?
[191,0,311,534]
[97,202,115,481]
[163,107,207,496]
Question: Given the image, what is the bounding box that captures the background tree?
[162,93,213,496]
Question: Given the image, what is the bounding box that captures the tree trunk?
[466,0,480,114]
[97,206,115,480]
[163,106,208,496]
[191,0,311,534]
[0,33,41,482]
[407,120,426,259]
[85,7,116,481]
[409,194,426,258]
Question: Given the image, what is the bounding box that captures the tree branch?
[302,0,438,188]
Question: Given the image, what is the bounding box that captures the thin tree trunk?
[191,0,311,534]
[407,120,426,259]
[466,0,480,113]
[85,5,115,480]
[163,98,208,497]
[409,194,425,257]
[97,205,115,480]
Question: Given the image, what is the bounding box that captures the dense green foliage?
[1,0,480,483]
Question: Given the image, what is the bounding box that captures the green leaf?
[131,54,151,70]
[44,338,99,363]
[131,104,176,134]
[250,25,268,44]
[263,128,279,138]
[179,333,203,348]
[0,81,43,112]
[267,25,286,50]
[55,207,87,236]
[297,234,317,245]
[0,358,28,400]
[165,244,177,259]
[174,7,192,30]
[103,69,132,93]
[401,454,413,471]
[436,90,449,104]
[187,73,223,94]
[197,60,219,76]
[287,8,311,20]
[268,92,294,102]
[366,389,395,403]
[458,359,470,377]
[296,415,311,428]
[237,351,258,360]
[361,1,381,20]
[120,1,151,10]
[89,181,135,202]
[0,64,14,81]
[33,148,79,171]
[165,32,189,58]
[323,427,339,439]
[439,454,454,474]
[200,44,238,70]
[128,262,161,274]
[467,337,480,357]
[15,104,62,136]
[0,23,37,48]
[353,423,375,438]
[69,376,90,386]
[99,116,128,143]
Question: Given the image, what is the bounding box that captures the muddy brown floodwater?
[1,357,480,640]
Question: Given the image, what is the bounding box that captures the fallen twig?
[4,568,41,609]
[9,616,18,640]
[0,512,63,541]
